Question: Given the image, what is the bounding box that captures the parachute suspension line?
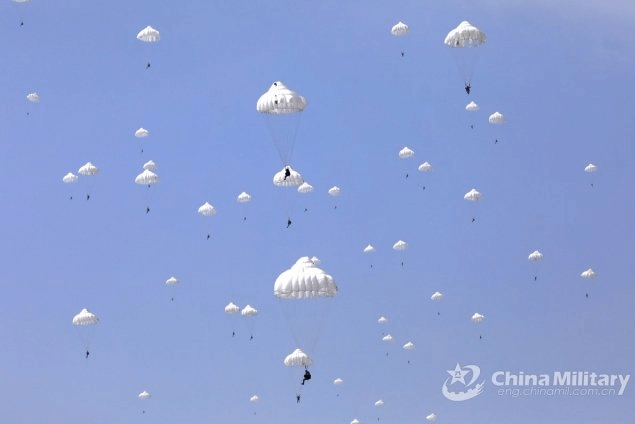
[262,113,303,167]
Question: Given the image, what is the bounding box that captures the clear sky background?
[0,0,634,423]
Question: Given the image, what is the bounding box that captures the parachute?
[26,92,39,103]
[138,390,151,400]
[471,312,485,323]
[528,250,543,261]
[418,161,432,172]
[374,399,385,407]
[444,21,486,48]
[237,192,252,203]
[465,101,479,111]
[580,268,596,279]
[135,128,149,138]
[78,162,99,176]
[136,26,160,68]
[328,186,341,196]
[224,302,240,314]
[165,276,179,285]
[284,348,312,368]
[275,257,337,369]
[72,308,99,356]
[398,146,414,159]
[333,377,344,385]
[273,166,304,187]
[134,128,150,152]
[143,160,157,172]
[135,169,160,186]
[274,257,337,299]
[72,308,98,326]
[464,188,481,201]
[426,413,438,422]
[137,25,160,42]
[77,162,99,200]
[431,291,443,301]
[241,305,258,338]
[382,334,393,342]
[488,111,505,125]
[391,21,410,37]
[62,172,78,184]
[198,202,216,216]
[377,315,388,324]
[249,395,259,402]
[392,240,408,251]
[584,163,598,173]
[297,182,314,194]
[403,341,415,350]
[257,81,307,166]
[444,21,486,90]
[241,305,258,317]
[363,244,376,253]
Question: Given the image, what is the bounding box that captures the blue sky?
[0,0,633,423]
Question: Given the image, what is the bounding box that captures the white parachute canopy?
[584,163,598,173]
[581,268,596,279]
[471,312,485,323]
[377,315,388,324]
[392,240,408,251]
[274,257,338,299]
[444,21,486,48]
[273,166,304,187]
[249,395,259,402]
[391,21,410,36]
[143,160,158,171]
[78,162,99,176]
[135,169,160,186]
[528,250,544,261]
[135,128,149,138]
[363,244,376,253]
[224,302,240,314]
[431,291,443,301]
[351,419,361,424]
[72,308,99,326]
[257,81,307,115]
[375,399,385,407]
[62,172,78,183]
[466,101,479,111]
[284,348,312,367]
[165,276,179,285]
[403,341,415,350]
[26,92,40,103]
[398,146,415,159]
[198,202,217,216]
[241,305,258,317]
[297,182,314,194]
[418,161,432,172]
[464,188,481,201]
[333,377,344,385]
[328,186,341,197]
[426,413,438,422]
[382,334,393,342]
[138,390,151,400]
[137,25,160,42]
[237,192,252,203]
[488,111,505,125]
